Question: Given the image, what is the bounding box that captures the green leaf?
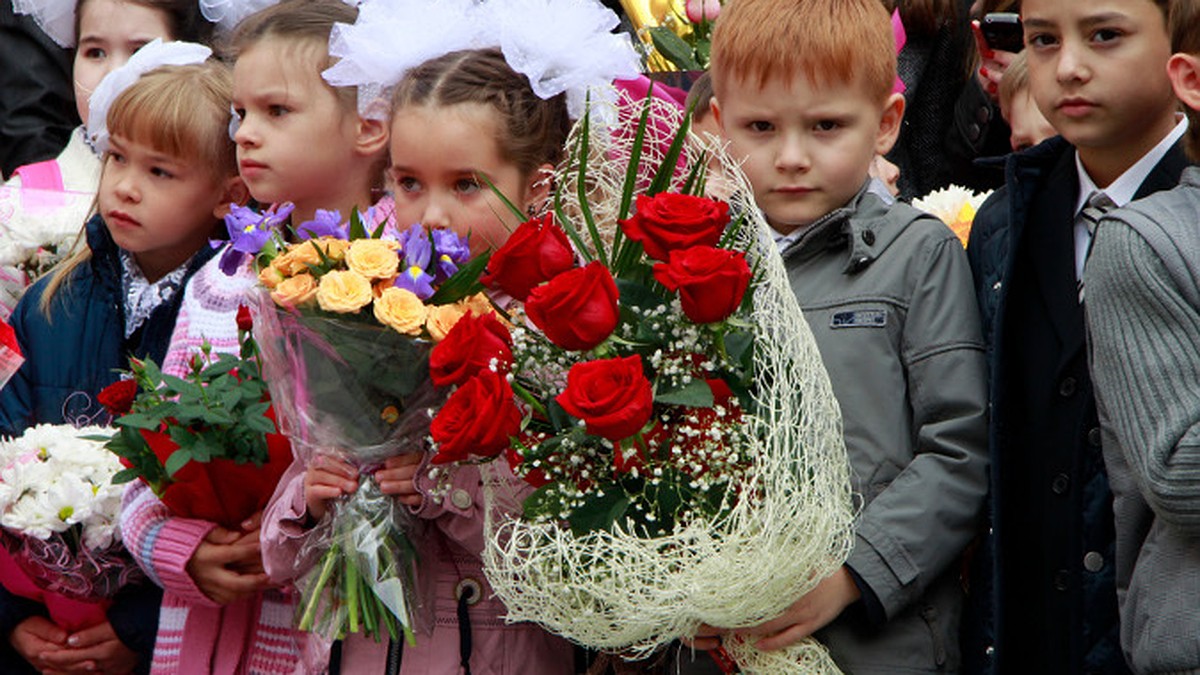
[115,413,161,431]
[568,490,631,536]
[695,38,712,69]
[648,26,702,71]
[522,483,567,521]
[655,378,714,408]
[112,467,141,484]
[647,108,693,196]
[619,89,654,221]
[427,251,491,305]
[615,278,666,315]
[348,206,367,240]
[547,400,575,434]
[480,174,527,223]
[724,330,754,368]
[573,104,607,264]
[164,448,193,477]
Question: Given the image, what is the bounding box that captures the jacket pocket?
[920,605,949,669]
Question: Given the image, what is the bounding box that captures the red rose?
[430,370,521,464]
[98,379,138,416]
[525,261,620,351]
[430,312,512,386]
[619,193,730,261]
[653,246,751,324]
[236,305,254,332]
[481,215,576,301]
[556,355,653,442]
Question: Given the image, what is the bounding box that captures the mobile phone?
[981,12,1024,53]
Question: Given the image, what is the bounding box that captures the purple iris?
[392,265,435,300]
[216,202,294,276]
[431,228,471,281]
[397,224,432,271]
[296,209,345,240]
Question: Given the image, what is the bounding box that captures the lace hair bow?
[12,0,79,47]
[323,0,641,122]
[86,39,214,155]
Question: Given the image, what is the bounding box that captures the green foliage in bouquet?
[98,310,275,492]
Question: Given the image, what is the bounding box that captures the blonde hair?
[997,50,1031,119]
[41,61,235,316]
[710,0,896,104]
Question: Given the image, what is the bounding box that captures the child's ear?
[355,116,390,157]
[212,176,250,219]
[1168,53,1200,112]
[874,92,906,156]
[710,97,724,132]
[522,163,554,216]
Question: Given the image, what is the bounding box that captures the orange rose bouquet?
[227,207,497,645]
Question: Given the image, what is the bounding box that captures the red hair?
[710,0,896,103]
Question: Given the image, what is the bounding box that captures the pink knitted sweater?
[119,254,305,674]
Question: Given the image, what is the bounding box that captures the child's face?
[232,39,366,219]
[1022,0,1176,167]
[73,0,173,124]
[1002,88,1059,152]
[388,103,543,258]
[98,134,231,282]
[714,72,903,234]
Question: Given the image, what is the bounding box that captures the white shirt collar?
[1074,115,1188,213]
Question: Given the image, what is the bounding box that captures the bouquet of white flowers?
[0,185,93,318]
[0,424,144,631]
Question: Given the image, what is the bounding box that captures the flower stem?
[299,544,340,631]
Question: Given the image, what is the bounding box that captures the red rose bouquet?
[97,306,292,531]
[236,208,498,644]
[428,94,856,672]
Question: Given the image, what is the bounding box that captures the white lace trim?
[119,250,190,339]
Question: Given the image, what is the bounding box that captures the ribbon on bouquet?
[0,546,111,632]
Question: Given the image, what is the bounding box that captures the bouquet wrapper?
[0,530,145,632]
[253,297,442,641]
[0,319,22,390]
[0,186,93,319]
[139,417,293,530]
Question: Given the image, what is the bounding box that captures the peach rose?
[458,293,496,319]
[258,264,285,290]
[374,287,428,336]
[270,274,318,307]
[316,270,373,313]
[282,238,350,274]
[425,303,469,342]
[346,239,401,279]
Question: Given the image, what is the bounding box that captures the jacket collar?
[780,180,913,274]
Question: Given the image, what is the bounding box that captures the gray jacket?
[781,186,989,673]
[1084,166,1200,675]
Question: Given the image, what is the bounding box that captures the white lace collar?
[119,250,191,339]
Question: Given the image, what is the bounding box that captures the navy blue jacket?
[962,135,1189,675]
[0,214,216,672]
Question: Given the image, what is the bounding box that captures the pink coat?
[261,457,574,675]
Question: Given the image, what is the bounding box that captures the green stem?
[510,380,549,420]
[299,545,340,631]
[346,553,360,633]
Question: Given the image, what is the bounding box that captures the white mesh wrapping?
[480,91,856,673]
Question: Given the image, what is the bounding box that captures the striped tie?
[1077,191,1116,303]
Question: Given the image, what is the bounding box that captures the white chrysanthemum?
[0,424,123,547]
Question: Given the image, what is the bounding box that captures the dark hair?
[685,71,715,122]
[228,0,358,108]
[878,0,957,39]
[74,0,213,45]
[1171,0,1200,160]
[391,48,571,176]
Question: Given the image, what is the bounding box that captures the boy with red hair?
[687,0,989,672]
